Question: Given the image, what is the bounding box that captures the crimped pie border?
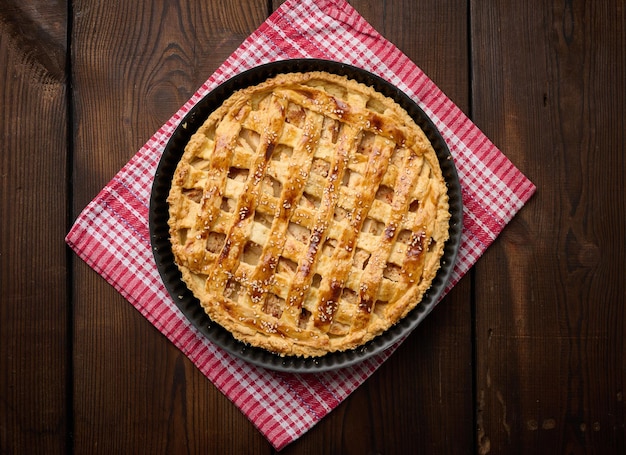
[150,59,462,372]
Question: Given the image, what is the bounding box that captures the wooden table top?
[2,0,624,453]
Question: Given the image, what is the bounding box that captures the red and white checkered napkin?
[66,0,535,449]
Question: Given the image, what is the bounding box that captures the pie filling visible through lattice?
[167,71,450,357]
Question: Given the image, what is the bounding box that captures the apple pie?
[167,71,450,357]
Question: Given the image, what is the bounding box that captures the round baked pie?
[167,71,450,357]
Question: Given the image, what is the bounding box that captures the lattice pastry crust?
[168,71,450,357]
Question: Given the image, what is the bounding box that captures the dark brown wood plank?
[273,1,474,453]
[71,1,272,453]
[0,1,69,454]
[472,1,626,453]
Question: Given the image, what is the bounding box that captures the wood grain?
[277,1,474,453]
[347,0,475,452]
[472,1,626,453]
[2,0,625,453]
[0,1,68,454]
[71,0,271,453]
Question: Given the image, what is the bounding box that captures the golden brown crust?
[167,71,450,357]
